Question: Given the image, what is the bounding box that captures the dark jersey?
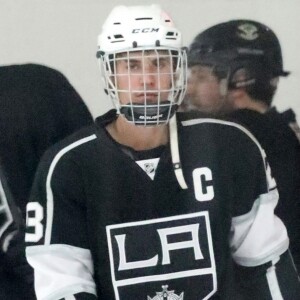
[0,64,94,299]
[0,163,35,299]
[25,110,299,299]
[0,164,22,253]
[227,107,300,271]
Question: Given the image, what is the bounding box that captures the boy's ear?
[227,87,247,108]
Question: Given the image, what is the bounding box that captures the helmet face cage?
[97,5,187,126]
[99,47,187,125]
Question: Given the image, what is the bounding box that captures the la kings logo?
[147,285,184,300]
[106,212,217,299]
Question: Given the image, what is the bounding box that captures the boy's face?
[113,50,174,106]
[185,65,225,113]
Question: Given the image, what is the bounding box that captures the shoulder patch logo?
[147,285,184,300]
[236,23,259,40]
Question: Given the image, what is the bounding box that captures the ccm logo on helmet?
[132,28,159,33]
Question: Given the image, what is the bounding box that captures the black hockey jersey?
[25,110,300,299]
[227,108,300,271]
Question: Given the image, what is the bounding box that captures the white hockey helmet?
[96,4,187,126]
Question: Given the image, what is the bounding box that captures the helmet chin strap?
[120,101,177,126]
[169,113,188,189]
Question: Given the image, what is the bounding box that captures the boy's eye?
[154,58,170,69]
[128,62,139,70]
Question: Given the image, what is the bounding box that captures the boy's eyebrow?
[116,55,171,65]
[119,58,140,64]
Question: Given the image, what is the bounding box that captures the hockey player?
[184,20,300,273]
[25,6,300,299]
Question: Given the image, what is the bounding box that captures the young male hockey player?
[183,20,300,273]
[25,6,300,299]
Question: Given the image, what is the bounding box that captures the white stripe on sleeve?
[64,296,76,300]
[230,189,289,267]
[26,244,96,300]
[266,257,284,300]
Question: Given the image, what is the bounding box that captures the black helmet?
[188,20,289,91]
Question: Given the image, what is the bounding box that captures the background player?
[183,20,300,272]
[0,64,94,298]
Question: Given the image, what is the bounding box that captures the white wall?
[1,0,299,120]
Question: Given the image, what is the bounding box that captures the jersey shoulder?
[179,114,265,155]
[39,125,98,167]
